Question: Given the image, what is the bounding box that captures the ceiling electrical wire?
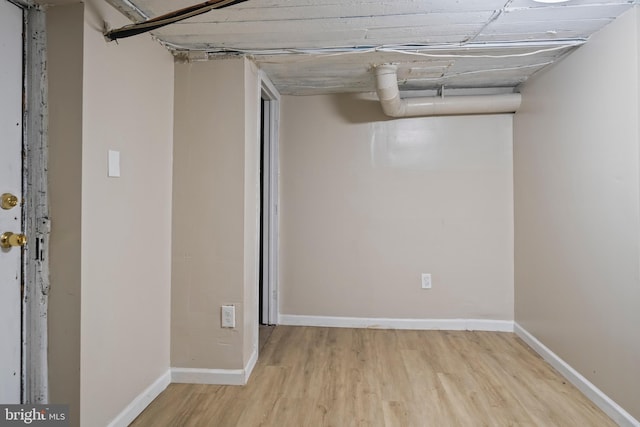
[376,44,577,59]
[104,0,249,42]
[231,43,580,66]
[405,61,556,82]
[162,38,585,57]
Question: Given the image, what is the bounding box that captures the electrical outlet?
[421,273,432,289]
[221,305,235,328]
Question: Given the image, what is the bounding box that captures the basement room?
[0,0,639,425]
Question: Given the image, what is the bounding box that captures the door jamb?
[20,0,49,404]
[259,71,280,326]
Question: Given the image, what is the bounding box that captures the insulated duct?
[374,64,521,118]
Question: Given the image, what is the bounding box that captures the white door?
[0,0,24,404]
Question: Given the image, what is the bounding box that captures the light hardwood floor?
[132,326,615,426]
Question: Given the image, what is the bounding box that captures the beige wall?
[513,7,640,420]
[47,3,83,424]
[80,1,174,425]
[172,58,260,370]
[47,1,174,426]
[279,95,514,320]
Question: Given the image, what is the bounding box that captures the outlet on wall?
[221,305,235,328]
[421,273,432,289]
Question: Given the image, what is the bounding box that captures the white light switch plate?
[221,305,235,328]
[421,273,432,289]
[108,150,120,178]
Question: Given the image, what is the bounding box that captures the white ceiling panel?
[500,3,632,22]
[508,0,634,8]
[135,0,512,16]
[165,5,497,23]
[157,12,494,38]
[107,0,639,95]
[477,18,614,39]
[162,30,371,50]
[159,24,486,49]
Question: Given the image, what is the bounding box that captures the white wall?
[47,1,174,426]
[279,94,514,322]
[513,7,640,421]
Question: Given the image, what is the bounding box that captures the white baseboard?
[278,314,514,332]
[171,367,245,385]
[107,369,171,427]
[243,347,258,383]
[172,348,259,386]
[514,323,640,427]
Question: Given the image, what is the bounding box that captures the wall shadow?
[328,92,393,124]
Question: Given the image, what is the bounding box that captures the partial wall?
[279,94,514,322]
[172,58,260,372]
[47,1,174,426]
[47,3,83,424]
[513,7,640,421]
[243,61,261,368]
[80,1,174,425]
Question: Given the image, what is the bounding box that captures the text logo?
[0,405,68,427]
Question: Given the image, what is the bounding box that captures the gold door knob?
[1,193,19,210]
[0,232,27,249]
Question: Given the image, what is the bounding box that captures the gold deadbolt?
[0,232,27,249]
[1,193,19,210]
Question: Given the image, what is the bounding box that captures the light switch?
[108,150,120,178]
[221,305,235,328]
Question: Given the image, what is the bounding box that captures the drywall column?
[172,57,260,374]
[513,7,640,422]
[243,61,261,370]
[47,4,83,424]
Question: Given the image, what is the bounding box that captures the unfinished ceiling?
[108,0,638,95]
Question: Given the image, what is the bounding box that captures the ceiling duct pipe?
[374,64,521,118]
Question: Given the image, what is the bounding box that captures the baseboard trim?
[243,348,258,383]
[107,369,171,427]
[172,348,259,386]
[171,367,245,385]
[514,323,640,427]
[279,314,514,332]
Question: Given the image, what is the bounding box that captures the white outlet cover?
[421,273,432,289]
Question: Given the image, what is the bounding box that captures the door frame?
[259,71,280,326]
[11,0,50,404]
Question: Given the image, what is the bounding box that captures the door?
[0,0,24,404]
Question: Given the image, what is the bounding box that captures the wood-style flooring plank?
[131,326,617,427]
